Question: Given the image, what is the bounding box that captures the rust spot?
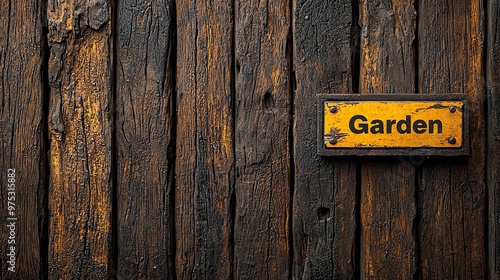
[416,103,462,112]
[324,127,348,144]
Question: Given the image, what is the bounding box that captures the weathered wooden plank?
[292,1,357,278]
[359,0,417,278]
[487,0,500,278]
[47,0,113,278]
[175,0,234,278]
[418,0,486,278]
[0,0,45,278]
[234,0,291,278]
[115,0,174,278]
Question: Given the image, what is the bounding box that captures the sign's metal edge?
[317,93,470,157]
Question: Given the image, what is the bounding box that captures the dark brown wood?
[359,0,417,278]
[175,0,234,278]
[418,0,486,278]
[487,0,500,278]
[47,0,113,278]
[115,0,174,278]
[3,0,500,277]
[0,0,45,278]
[234,0,291,278]
[292,0,357,278]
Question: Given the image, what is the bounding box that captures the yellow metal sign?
[319,94,468,156]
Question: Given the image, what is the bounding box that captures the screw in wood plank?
[329,106,338,113]
[448,137,457,144]
[449,106,456,113]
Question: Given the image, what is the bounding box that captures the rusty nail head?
[329,139,337,145]
[449,106,456,113]
[329,106,338,113]
[448,137,456,144]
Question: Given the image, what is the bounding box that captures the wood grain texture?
[115,0,174,278]
[487,0,500,278]
[0,0,45,278]
[234,0,291,278]
[418,0,486,278]
[47,0,113,278]
[292,0,357,278]
[359,0,417,278]
[175,0,234,278]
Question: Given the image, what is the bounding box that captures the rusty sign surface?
[318,94,469,156]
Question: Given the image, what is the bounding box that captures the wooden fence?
[1,0,499,279]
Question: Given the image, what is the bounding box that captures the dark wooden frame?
[317,93,470,156]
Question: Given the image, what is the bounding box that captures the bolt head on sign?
[317,94,469,156]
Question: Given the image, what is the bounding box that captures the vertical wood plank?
[47,0,113,278]
[292,1,357,278]
[116,0,174,278]
[418,0,486,278]
[234,0,291,278]
[0,0,45,278]
[175,0,234,278]
[487,0,500,278]
[359,0,417,278]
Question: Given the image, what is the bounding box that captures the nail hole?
[262,90,273,110]
[317,207,330,221]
